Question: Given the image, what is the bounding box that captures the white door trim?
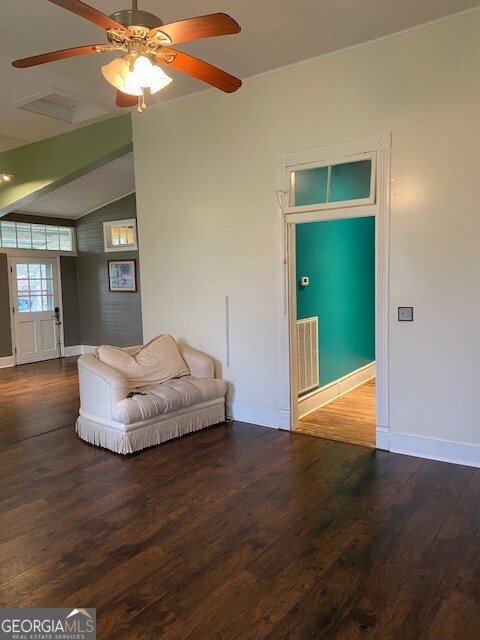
[275,134,391,447]
[8,255,65,364]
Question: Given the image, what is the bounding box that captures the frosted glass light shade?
[101,55,173,98]
[132,56,153,86]
[122,73,143,97]
[149,65,173,94]
[101,57,130,90]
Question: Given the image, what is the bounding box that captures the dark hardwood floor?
[1,359,480,638]
[0,356,79,447]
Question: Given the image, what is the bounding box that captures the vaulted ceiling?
[0,0,477,152]
[17,152,135,219]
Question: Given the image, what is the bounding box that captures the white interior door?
[11,257,61,364]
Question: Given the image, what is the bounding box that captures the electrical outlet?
[398,306,414,322]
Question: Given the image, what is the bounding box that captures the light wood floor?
[297,379,376,447]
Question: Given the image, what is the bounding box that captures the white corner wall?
[133,10,480,461]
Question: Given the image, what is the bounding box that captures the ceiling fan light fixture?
[106,54,173,101]
[128,55,172,95]
[11,2,241,112]
[101,57,130,90]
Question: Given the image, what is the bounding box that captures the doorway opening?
[294,217,376,447]
[275,134,391,449]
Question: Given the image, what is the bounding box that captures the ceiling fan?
[12,0,242,111]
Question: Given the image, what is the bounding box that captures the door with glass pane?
[11,258,61,364]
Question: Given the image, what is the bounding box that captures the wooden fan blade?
[12,44,111,68]
[116,91,138,108]
[149,13,240,44]
[47,0,131,35]
[157,49,242,93]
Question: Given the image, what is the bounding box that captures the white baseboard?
[81,345,97,354]
[0,355,15,369]
[64,345,83,357]
[299,362,376,418]
[375,425,390,451]
[64,345,97,356]
[227,402,290,429]
[376,427,480,468]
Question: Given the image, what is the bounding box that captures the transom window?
[0,221,75,252]
[288,153,376,211]
[16,263,54,313]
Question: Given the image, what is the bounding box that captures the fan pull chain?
[137,89,147,113]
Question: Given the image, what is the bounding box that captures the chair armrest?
[77,353,129,422]
[180,345,215,379]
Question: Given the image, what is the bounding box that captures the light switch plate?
[398,306,414,322]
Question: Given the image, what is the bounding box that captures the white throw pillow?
[96,334,190,388]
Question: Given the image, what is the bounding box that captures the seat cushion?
[112,376,228,425]
[96,334,189,389]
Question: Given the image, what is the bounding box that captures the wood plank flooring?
[298,379,376,447]
[1,363,480,639]
[0,356,79,447]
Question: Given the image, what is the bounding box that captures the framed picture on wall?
[108,259,137,292]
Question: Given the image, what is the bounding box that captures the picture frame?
[108,259,137,292]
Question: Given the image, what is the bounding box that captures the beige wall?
[133,10,480,454]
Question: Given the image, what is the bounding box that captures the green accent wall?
[0,115,132,216]
[296,217,375,389]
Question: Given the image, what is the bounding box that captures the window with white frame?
[0,221,75,251]
[288,153,376,212]
[103,219,138,252]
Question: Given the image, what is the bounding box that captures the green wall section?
[0,115,132,216]
[296,217,375,388]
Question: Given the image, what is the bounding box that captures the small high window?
[103,219,138,253]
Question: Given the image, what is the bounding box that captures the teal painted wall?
[296,217,375,389]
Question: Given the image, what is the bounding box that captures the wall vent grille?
[297,317,319,395]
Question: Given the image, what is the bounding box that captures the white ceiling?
[17,152,135,219]
[0,0,478,151]
[2,1,478,219]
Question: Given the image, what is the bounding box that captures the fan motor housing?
[110,9,163,29]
